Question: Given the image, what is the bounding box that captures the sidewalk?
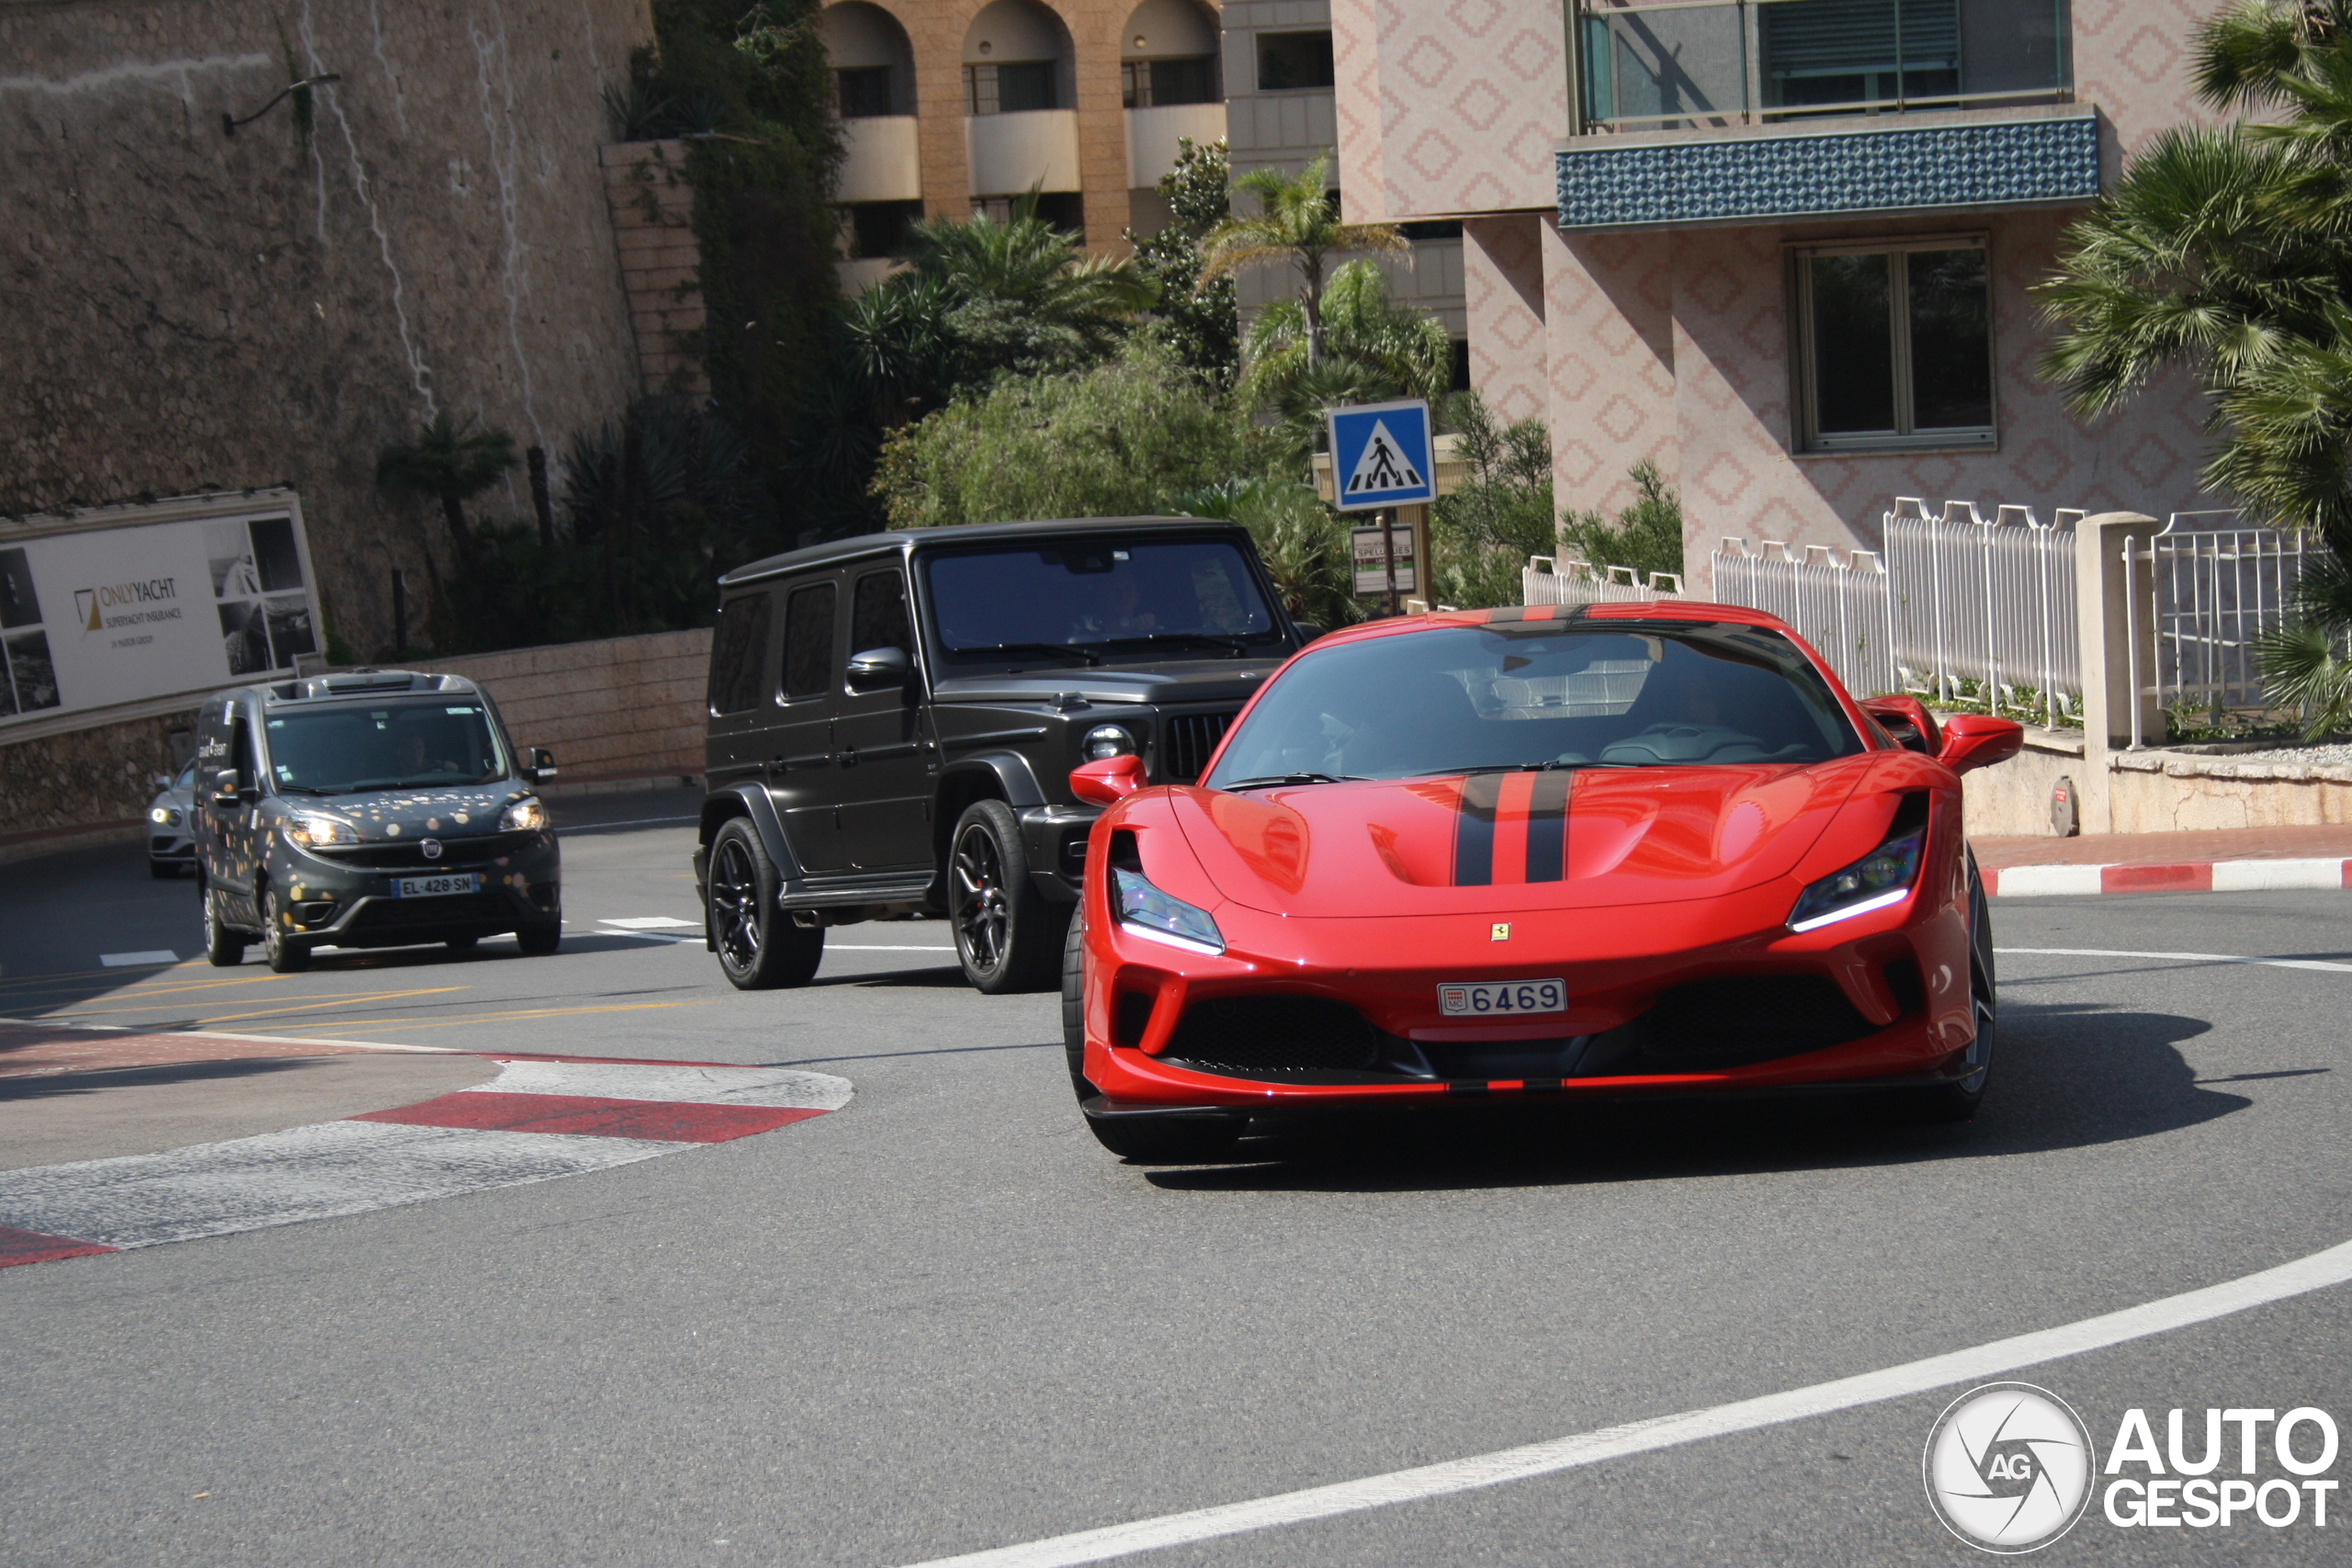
[1974,824,2352,897]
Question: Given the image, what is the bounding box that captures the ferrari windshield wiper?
[1221,773,1363,789]
[965,641,1102,667]
[1412,761,1637,777]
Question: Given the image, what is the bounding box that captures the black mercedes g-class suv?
[694,517,1308,993]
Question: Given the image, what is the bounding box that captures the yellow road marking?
[18,973,290,1003]
[58,987,469,1025]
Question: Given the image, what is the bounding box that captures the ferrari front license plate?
[1437,979,1566,1017]
[391,873,481,899]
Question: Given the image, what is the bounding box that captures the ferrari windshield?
[1205,622,1862,785]
[923,536,1284,670]
[261,701,510,794]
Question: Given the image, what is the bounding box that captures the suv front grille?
[1159,710,1237,784]
[1162,995,1378,1074]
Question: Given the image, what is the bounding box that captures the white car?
[146,761,197,878]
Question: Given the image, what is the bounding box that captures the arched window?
[963,0,1074,115]
[1121,0,1219,107]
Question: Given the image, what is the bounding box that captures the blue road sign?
[1327,399,1435,512]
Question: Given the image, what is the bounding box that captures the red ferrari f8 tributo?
[1061,602,2024,1161]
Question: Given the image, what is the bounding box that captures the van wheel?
[200,881,247,967]
[707,818,822,989]
[514,919,561,957]
[262,885,311,973]
[950,799,1065,994]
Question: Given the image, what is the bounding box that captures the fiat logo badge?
[421,838,443,860]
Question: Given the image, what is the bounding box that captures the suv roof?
[717,515,1254,590]
[234,671,487,707]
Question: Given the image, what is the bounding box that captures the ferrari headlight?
[500,796,548,832]
[1082,724,1139,762]
[1788,827,1924,931]
[284,813,357,849]
[1112,866,1224,955]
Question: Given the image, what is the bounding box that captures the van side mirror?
[1859,694,1939,755]
[1070,754,1145,806]
[846,646,911,691]
[1937,715,2025,775]
[524,747,558,784]
[210,769,243,807]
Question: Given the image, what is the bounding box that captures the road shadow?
[813,965,968,989]
[1144,1001,2256,1193]
[0,1054,327,1100]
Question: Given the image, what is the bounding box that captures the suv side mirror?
[1859,694,1939,755]
[1070,755,1145,806]
[210,769,244,807]
[524,747,558,784]
[846,646,911,691]
[1937,715,2024,775]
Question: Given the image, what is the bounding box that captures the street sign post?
[1328,400,1435,615]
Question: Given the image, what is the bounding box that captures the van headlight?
[1788,827,1924,931]
[1112,866,1224,955]
[500,796,548,832]
[1082,724,1139,761]
[284,813,357,849]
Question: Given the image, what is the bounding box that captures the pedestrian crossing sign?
[1327,399,1435,512]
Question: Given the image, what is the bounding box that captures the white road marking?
[602,916,697,929]
[2211,857,2347,891]
[98,952,178,967]
[830,945,956,953]
[560,814,700,832]
[896,1238,2352,1568]
[597,926,694,944]
[477,1059,854,1111]
[1990,864,2103,897]
[1997,946,2352,974]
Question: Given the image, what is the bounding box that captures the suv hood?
[1169,760,1873,915]
[280,784,531,841]
[932,660,1278,707]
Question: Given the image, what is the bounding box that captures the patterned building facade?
[1327,0,2232,571]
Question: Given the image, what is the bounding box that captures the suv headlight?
[284,813,357,849]
[500,796,548,832]
[1112,865,1224,955]
[1082,724,1139,761]
[1788,825,1924,931]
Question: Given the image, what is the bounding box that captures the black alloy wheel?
[706,818,822,989]
[949,798,1064,994]
[200,879,247,967]
[1906,861,1996,1123]
[262,884,311,973]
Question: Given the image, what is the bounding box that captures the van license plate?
[392,873,480,899]
[1438,979,1566,1016]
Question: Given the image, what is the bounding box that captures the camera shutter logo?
[421,839,442,861]
[1923,1382,2097,1552]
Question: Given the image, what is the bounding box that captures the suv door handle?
[834,750,857,767]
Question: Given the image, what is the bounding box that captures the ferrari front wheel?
[1907,872,1995,1123]
[1061,908,1092,1098]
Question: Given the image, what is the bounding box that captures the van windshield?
[261,702,510,794]
[923,536,1285,671]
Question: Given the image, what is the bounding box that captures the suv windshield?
[1206,623,1862,785]
[261,701,510,794]
[923,536,1284,671]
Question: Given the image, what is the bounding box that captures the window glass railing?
[1574,0,2070,133]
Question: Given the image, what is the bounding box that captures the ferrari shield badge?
[1490,922,1510,942]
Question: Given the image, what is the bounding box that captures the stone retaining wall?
[1962,728,2352,838]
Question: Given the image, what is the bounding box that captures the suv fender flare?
[938,750,1048,810]
[698,784,806,886]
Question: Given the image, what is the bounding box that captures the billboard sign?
[0,491,321,733]
[1350,524,1416,596]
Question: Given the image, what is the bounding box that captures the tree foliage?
[1429,393,1556,608]
[1562,459,1687,586]
[1241,260,1453,443]
[1200,153,1406,364]
[1126,138,1239,383]
[374,412,515,555]
[1168,476,1360,630]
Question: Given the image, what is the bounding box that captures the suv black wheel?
[950,799,1066,994]
[200,880,247,967]
[261,884,311,973]
[707,818,822,989]
[1061,909,1092,1097]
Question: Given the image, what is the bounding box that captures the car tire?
[261,884,311,974]
[1083,1114,1243,1164]
[200,881,247,967]
[1905,865,1995,1123]
[149,859,180,880]
[949,799,1066,995]
[706,818,822,989]
[514,919,561,957]
[1061,908,1092,1098]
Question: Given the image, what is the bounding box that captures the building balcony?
[837,115,922,205]
[965,108,1081,196]
[1125,102,1227,188]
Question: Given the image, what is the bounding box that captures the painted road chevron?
[0,1055,852,1266]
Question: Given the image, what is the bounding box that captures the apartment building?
[1326,0,2225,564]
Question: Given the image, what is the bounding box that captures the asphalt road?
[4,788,2350,1566]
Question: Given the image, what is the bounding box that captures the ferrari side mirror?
[1938,715,2024,775]
[1860,694,1939,755]
[1070,754,1145,806]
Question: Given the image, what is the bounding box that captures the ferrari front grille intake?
[1635,976,1878,1067]
[1163,995,1378,1074]
[1159,710,1237,784]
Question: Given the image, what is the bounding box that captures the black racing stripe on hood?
[1525,769,1571,883]
[1453,773,1501,886]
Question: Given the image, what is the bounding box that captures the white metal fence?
[1881,499,2083,728]
[1521,558,1684,607]
[2132,514,2321,740]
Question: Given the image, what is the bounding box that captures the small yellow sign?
[1490,922,1510,942]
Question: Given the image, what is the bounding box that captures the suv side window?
[708,592,774,715]
[849,570,910,660]
[781,581,836,702]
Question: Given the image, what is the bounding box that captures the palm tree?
[1199,153,1406,364]
[375,412,516,555]
[1238,259,1453,433]
[901,195,1157,389]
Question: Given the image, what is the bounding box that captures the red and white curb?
[1985,857,2352,897]
[0,1055,851,1268]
